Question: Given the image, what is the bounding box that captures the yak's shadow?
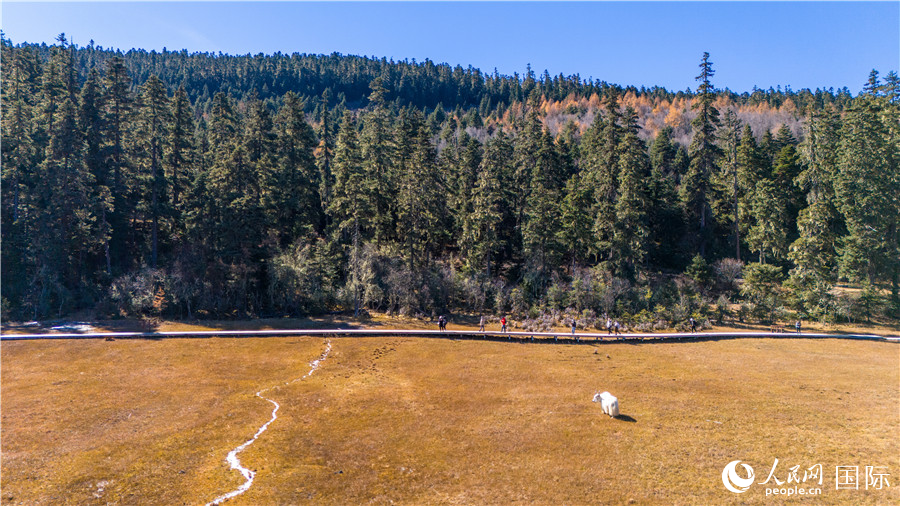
[614,414,637,423]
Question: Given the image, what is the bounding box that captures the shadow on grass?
[615,414,637,423]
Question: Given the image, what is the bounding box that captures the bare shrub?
[713,258,744,293]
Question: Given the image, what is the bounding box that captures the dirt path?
[205,340,332,505]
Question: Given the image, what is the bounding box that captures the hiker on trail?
[606,317,612,335]
[438,315,446,331]
[571,318,577,335]
[689,317,696,333]
[500,316,507,333]
[795,319,801,334]
[479,315,485,332]
[614,321,621,337]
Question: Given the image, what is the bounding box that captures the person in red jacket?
[500,316,507,333]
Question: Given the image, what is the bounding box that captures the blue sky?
[2,2,897,94]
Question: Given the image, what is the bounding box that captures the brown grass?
[2,333,897,504]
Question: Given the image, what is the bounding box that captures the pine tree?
[787,105,842,311]
[102,55,133,270]
[680,52,722,257]
[650,126,677,176]
[360,78,396,243]
[468,130,513,277]
[835,82,900,288]
[168,85,194,227]
[522,127,565,291]
[272,91,320,244]
[559,171,593,271]
[79,68,112,276]
[34,79,96,314]
[747,178,788,264]
[136,75,170,268]
[454,133,483,256]
[610,107,651,279]
[315,89,335,225]
[717,109,743,259]
[329,111,375,315]
[208,91,238,160]
[645,160,683,268]
[771,142,804,243]
[511,90,544,248]
[591,88,623,260]
[396,109,444,272]
[1,40,41,310]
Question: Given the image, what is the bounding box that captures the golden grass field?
[2,324,898,504]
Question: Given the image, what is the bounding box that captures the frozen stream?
[206,340,332,505]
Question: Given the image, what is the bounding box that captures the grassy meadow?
[1,328,898,504]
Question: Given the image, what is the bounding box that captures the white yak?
[592,391,620,417]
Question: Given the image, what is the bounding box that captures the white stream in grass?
[206,340,332,505]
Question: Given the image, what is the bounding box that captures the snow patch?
[50,322,95,333]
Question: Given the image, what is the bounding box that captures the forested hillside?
[2,35,898,327]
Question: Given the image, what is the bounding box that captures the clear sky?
[2,1,898,94]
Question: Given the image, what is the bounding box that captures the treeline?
[16,38,855,123]
[2,37,898,326]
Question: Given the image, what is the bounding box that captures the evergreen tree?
[680,52,722,257]
[649,126,677,176]
[468,130,512,277]
[522,127,565,291]
[835,83,900,288]
[102,55,133,270]
[610,107,651,278]
[34,85,96,315]
[591,88,623,260]
[787,105,842,311]
[1,41,41,306]
[717,109,743,259]
[396,109,444,272]
[272,91,320,244]
[747,178,788,263]
[360,77,396,243]
[329,111,374,315]
[168,85,194,226]
[136,74,170,268]
[454,133,483,256]
[559,171,593,271]
[315,89,335,223]
[511,90,544,251]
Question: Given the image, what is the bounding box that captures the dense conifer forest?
[2,35,898,328]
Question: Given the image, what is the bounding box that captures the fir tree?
[680,52,722,257]
[272,91,320,244]
[835,84,899,288]
[168,85,194,223]
[522,128,565,291]
[468,130,512,277]
[360,78,396,243]
[591,87,623,260]
[136,75,170,268]
[329,111,374,316]
[610,107,651,279]
[717,108,743,259]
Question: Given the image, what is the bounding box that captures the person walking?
[689,317,696,333]
[479,315,485,332]
[500,316,507,333]
[795,319,801,334]
[614,320,621,338]
[606,317,612,335]
[571,318,577,335]
[438,315,446,332]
